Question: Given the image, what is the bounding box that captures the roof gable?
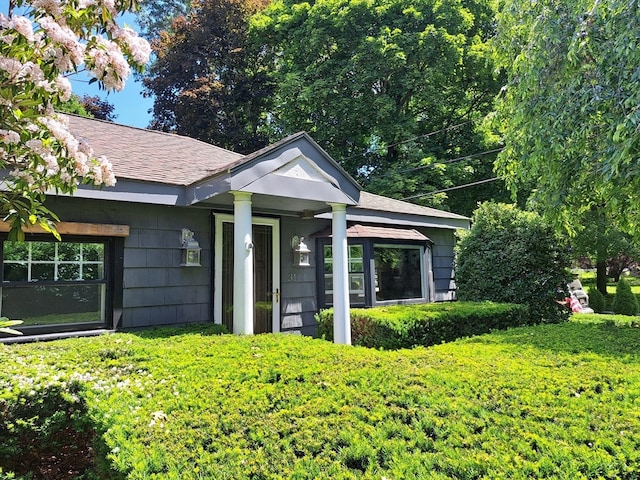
[224,133,360,206]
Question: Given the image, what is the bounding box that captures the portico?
[192,132,360,344]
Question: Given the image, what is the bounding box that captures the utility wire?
[339,120,471,163]
[388,147,504,176]
[401,177,500,201]
[384,121,471,149]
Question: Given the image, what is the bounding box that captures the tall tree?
[569,206,640,293]
[251,0,506,211]
[59,94,118,121]
[79,95,118,121]
[492,0,640,229]
[142,0,273,154]
[137,0,190,39]
[0,0,150,240]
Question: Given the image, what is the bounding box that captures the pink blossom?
[20,61,45,82]
[30,0,63,17]
[11,16,35,41]
[38,16,85,66]
[54,75,72,101]
[0,130,21,144]
[74,153,90,176]
[0,57,23,77]
[112,26,151,66]
[86,37,130,90]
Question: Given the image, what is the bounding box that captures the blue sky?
[0,2,153,128]
[69,11,153,128]
[69,69,153,129]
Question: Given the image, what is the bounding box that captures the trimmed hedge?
[316,301,531,349]
[455,203,571,324]
[3,320,640,479]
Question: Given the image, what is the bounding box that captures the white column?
[329,202,351,345]
[233,191,254,335]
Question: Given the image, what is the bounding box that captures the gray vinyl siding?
[43,196,461,336]
[45,197,212,330]
[278,216,326,336]
[418,228,458,301]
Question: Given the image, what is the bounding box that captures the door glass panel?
[220,222,274,334]
[253,224,272,334]
[221,222,234,333]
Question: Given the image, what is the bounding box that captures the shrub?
[455,202,572,323]
[0,381,119,479]
[3,323,640,479]
[611,277,639,316]
[317,302,531,349]
[587,286,606,313]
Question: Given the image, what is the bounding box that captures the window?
[318,237,430,308]
[1,239,109,332]
[374,244,424,301]
[323,244,366,306]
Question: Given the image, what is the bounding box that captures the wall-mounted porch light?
[180,228,201,267]
[292,235,311,267]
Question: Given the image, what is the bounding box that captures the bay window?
[317,231,432,308]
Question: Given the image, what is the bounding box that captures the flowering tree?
[0,0,150,241]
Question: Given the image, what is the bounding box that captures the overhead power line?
[401,177,500,201]
[390,147,504,176]
[339,121,471,163]
[384,121,471,150]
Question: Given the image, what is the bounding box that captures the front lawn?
[2,317,640,479]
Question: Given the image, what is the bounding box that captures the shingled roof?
[356,192,468,220]
[66,114,244,186]
[65,114,469,223]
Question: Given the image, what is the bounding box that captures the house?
[0,115,469,343]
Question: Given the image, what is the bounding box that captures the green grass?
[2,318,640,479]
[18,311,101,326]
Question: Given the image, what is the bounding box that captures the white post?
[233,191,254,335]
[329,202,351,345]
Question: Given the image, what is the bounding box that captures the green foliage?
[586,286,606,314]
[251,0,507,213]
[316,302,531,349]
[143,0,273,153]
[612,278,639,317]
[456,202,572,323]
[493,0,640,231]
[57,94,92,117]
[0,380,117,479]
[2,321,640,478]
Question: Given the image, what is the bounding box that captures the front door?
[214,214,280,333]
